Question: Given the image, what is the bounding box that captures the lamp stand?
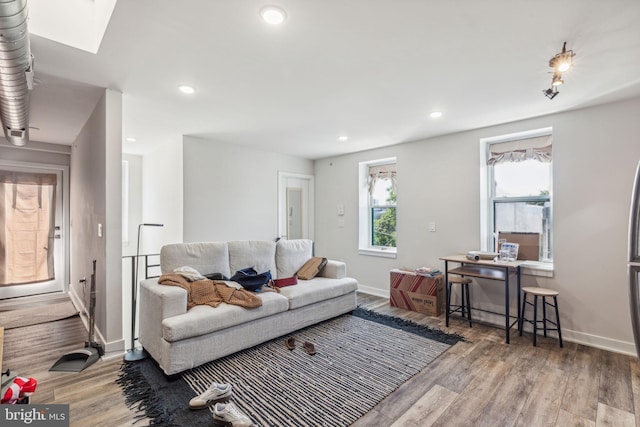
[124,223,163,362]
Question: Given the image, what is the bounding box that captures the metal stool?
[519,287,563,347]
[447,276,473,327]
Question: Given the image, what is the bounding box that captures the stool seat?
[522,287,559,297]
[449,276,472,284]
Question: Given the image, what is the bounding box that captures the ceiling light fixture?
[543,87,559,100]
[551,73,564,87]
[260,5,287,25]
[549,42,575,73]
[543,41,575,100]
[178,85,195,95]
[429,111,443,118]
[338,135,348,142]
[125,137,137,142]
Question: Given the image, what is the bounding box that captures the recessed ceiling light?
[338,135,348,142]
[178,85,195,95]
[260,5,286,25]
[430,111,443,118]
[125,137,137,142]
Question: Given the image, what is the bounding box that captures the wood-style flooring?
[2,293,639,426]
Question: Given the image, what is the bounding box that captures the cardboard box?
[499,232,540,261]
[389,269,444,316]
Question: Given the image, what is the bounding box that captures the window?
[359,158,397,257]
[481,130,553,264]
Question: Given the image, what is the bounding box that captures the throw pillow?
[296,257,327,280]
[272,276,298,287]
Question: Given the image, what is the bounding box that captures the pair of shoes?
[213,401,254,427]
[284,337,317,355]
[189,382,233,409]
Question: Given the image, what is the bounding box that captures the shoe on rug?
[303,341,316,355]
[212,401,255,427]
[189,382,233,410]
[285,336,296,350]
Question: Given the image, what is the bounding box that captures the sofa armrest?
[318,259,347,279]
[138,278,188,357]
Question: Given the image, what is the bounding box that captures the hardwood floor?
[2,293,639,426]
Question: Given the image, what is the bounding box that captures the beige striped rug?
[182,312,453,426]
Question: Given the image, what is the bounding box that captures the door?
[287,187,303,239]
[278,172,314,240]
[0,165,66,298]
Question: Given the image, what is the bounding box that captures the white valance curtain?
[368,163,397,195]
[487,135,552,165]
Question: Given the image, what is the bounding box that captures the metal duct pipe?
[0,0,33,146]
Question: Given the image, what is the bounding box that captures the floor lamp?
[124,223,163,362]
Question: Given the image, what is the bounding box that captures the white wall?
[70,89,123,354]
[141,140,183,253]
[314,96,640,355]
[183,136,314,242]
[122,153,142,257]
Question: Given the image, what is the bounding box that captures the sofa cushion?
[228,240,277,278]
[162,291,289,342]
[276,239,313,278]
[161,242,230,277]
[277,277,358,310]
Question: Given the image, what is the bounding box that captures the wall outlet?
[337,204,345,216]
[428,221,436,232]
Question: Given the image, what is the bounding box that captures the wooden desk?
[440,254,524,343]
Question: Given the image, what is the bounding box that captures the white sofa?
[139,239,358,375]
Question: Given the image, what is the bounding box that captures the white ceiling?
[24,0,640,159]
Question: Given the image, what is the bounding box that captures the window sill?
[520,261,554,278]
[358,248,397,259]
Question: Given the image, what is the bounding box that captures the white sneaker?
[213,401,254,427]
[189,382,233,409]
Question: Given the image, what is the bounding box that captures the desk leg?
[517,266,522,335]
[445,261,450,327]
[505,268,510,344]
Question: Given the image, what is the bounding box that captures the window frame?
[122,159,129,245]
[480,128,553,273]
[358,157,397,258]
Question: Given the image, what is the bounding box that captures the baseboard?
[467,309,637,356]
[356,289,638,357]
[68,288,125,356]
[357,285,389,299]
[562,329,636,357]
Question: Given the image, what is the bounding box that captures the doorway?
[278,172,314,240]
[0,164,68,299]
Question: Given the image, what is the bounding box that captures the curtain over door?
[0,171,57,286]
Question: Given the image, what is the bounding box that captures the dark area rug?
[117,308,463,427]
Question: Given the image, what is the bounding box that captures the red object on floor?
[1,376,37,404]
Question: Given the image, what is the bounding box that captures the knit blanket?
[158,274,262,310]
